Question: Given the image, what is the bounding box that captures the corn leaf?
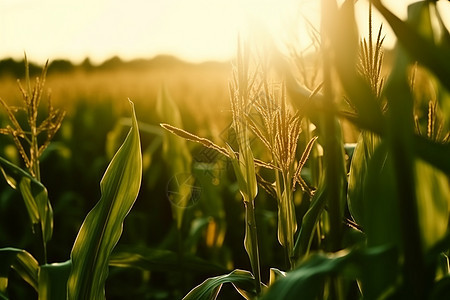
[38,261,71,300]
[328,1,384,135]
[262,246,398,300]
[67,100,142,300]
[414,135,450,176]
[293,185,327,260]
[415,159,450,250]
[268,268,286,286]
[0,248,39,295]
[109,246,228,274]
[0,156,53,243]
[347,131,380,227]
[182,269,256,300]
[372,0,450,92]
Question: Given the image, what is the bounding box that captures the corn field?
[1,1,449,299]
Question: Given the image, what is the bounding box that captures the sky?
[0,0,448,64]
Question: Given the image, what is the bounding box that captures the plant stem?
[321,0,344,253]
[244,199,261,295]
[31,114,47,264]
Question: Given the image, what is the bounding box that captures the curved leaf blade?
[263,246,398,300]
[183,269,256,300]
[0,248,39,294]
[0,156,53,243]
[67,100,142,300]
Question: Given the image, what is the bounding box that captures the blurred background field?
[0,54,301,299]
[0,56,241,299]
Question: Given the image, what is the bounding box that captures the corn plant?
[162,1,450,299]
[0,59,142,300]
[263,0,450,299]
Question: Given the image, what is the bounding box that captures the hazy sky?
[0,0,448,64]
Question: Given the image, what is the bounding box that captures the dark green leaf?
[0,248,39,294]
[109,246,228,274]
[293,185,327,259]
[372,0,450,91]
[414,135,450,176]
[0,156,53,243]
[347,131,380,227]
[364,142,402,248]
[263,246,398,300]
[38,260,71,300]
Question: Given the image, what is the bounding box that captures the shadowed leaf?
[109,246,228,274]
[0,157,53,243]
[38,261,71,300]
[0,248,39,294]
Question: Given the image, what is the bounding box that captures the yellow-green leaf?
[67,100,142,300]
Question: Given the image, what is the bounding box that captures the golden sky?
[0,0,448,64]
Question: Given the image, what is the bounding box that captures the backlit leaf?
[67,100,142,300]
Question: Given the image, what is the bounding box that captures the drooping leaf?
[262,246,398,300]
[109,246,228,274]
[67,100,142,300]
[0,156,53,243]
[38,260,72,300]
[0,248,39,295]
[414,130,450,177]
[183,269,256,300]
[372,0,450,92]
[328,0,384,135]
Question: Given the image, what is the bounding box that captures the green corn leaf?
[67,100,142,300]
[262,246,398,300]
[293,185,327,260]
[226,144,249,200]
[0,156,53,243]
[277,189,297,261]
[109,246,228,274]
[372,0,450,92]
[415,158,450,251]
[0,248,39,294]
[38,261,72,300]
[414,135,450,176]
[347,131,381,227]
[182,269,256,300]
[364,142,402,248]
[328,0,384,134]
[430,277,450,300]
[241,140,258,202]
[268,268,286,286]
